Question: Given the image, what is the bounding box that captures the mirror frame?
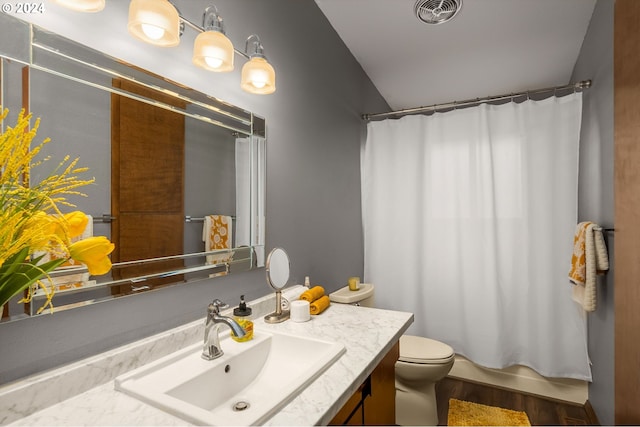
[263,248,291,324]
[265,248,291,291]
[0,13,266,320]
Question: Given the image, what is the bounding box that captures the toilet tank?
[329,283,375,307]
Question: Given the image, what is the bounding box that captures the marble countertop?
[1,287,413,426]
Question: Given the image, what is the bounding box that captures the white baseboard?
[447,355,588,405]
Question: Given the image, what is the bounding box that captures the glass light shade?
[51,0,105,12]
[192,31,234,72]
[241,57,276,94]
[127,0,180,47]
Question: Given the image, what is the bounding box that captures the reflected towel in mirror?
[202,215,233,267]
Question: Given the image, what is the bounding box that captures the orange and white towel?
[202,215,233,266]
[569,222,609,312]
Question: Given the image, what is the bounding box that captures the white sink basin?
[114,330,345,426]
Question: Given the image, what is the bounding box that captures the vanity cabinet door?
[330,340,399,425]
[331,381,368,426]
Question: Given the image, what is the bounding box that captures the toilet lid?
[399,335,454,364]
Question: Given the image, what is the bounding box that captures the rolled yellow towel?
[310,295,330,315]
[300,285,325,302]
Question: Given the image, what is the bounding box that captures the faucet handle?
[208,299,228,314]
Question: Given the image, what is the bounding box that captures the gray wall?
[29,68,111,230]
[0,0,388,384]
[570,0,614,424]
[29,69,239,253]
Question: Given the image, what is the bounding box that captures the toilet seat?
[399,335,455,365]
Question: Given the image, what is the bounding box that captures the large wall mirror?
[0,13,266,320]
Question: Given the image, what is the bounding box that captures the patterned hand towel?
[569,222,609,311]
[202,215,233,266]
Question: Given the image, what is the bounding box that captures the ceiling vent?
[414,0,463,25]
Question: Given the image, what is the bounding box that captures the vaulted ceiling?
[314,0,597,112]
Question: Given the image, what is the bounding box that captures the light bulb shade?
[192,31,234,72]
[241,57,276,94]
[51,0,105,12]
[128,0,181,47]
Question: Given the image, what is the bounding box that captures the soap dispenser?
[231,295,253,342]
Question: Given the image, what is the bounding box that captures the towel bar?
[90,215,238,224]
[92,214,116,223]
[92,215,237,223]
[185,215,236,223]
[594,227,615,232]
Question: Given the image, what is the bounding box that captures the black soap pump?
[231,295,253,342]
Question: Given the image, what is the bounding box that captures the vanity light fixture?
[192,6,234,72]
[127,0,182,47]
[241,35,276,95]
[51,0,105,12]
[58,0,276,94]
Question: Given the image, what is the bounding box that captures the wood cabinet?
[330,341,399,426]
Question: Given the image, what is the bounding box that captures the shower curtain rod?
[362,79,592,121]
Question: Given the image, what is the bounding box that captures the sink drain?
[233,401,250,412]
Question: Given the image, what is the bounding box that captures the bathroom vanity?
[0,286,413,426]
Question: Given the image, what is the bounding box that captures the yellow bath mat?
[447,398,531,426]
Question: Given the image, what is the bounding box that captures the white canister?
[290,300,311,322]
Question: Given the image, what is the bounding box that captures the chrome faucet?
[202,299,246,360]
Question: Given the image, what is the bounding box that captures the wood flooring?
[435,377,599,426]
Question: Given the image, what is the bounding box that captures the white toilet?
[329,284,455,426]
[395,335,455,426]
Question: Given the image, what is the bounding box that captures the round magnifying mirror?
[265,247,290,290]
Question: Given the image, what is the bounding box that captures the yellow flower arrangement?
[0,108,115,314]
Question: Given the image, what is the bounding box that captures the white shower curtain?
[361,93,591,380]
